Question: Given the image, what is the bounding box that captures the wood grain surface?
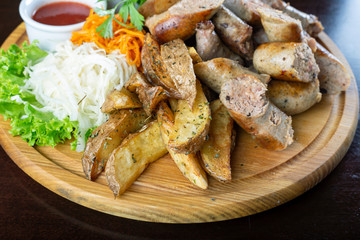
[0,23,358,223]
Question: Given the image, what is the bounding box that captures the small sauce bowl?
[19,0,107,51]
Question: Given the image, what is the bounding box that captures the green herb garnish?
[95,0,146,39]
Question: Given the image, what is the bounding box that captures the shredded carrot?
[71,10,145,68]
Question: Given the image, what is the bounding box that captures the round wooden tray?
[0,23,358,223]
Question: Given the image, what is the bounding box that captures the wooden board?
[0,23,358,223]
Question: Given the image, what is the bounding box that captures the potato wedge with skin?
[105,121,168,196]
[82,109,150,180]
[141,33,182,98]
[161,39,197,109]
[157,102,208,189]
[126,72,168,116]
[101,88,142,113]
[200,100,233,182]
[168,80,211,153]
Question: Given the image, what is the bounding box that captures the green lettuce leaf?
[0,41,78,148]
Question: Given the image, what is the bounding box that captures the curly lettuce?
[0,42,78,148]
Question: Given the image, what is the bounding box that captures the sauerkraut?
[23,41,136,151]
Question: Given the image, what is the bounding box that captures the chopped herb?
[131,154,137,163]
[214,153,220,158]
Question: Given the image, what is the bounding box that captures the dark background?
[1,0,359,239]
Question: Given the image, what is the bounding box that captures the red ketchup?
[32,1,91,26]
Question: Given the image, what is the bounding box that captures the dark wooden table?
[1,0,359,239]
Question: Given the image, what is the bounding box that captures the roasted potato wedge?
[82,109,150,180]
[141,33,182,98]
[161,39,197,109]
[126,72,168,115]
[157,102,208,189]
[188,47,203,64]
[168,80,211,153]
[199,100,233,182]
[105,120,168,196]
[101,88,142,113]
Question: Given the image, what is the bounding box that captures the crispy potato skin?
[199,100,233,182]
[141,34,182,98]
[105,121,168,196]
[101,88,142,113]
[157,102,208,189]
[138,0,180,19]
[168,80,211,153]
[126,72,168,115]
[268,79,322,115]
[161,39,197,109]
[82,109,150,180]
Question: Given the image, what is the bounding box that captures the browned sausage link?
[253,42,319,82]
[195,20,244,64]
[315,42,351,94]
[194,58,270,93]
[138,0,180,19]
[212,5,254,61]
[282,4,324,36]
[267,79,322,115]
[257,7,303,42]
[220,75,294,151]
[145,0,224,43]
[223,0,269,25]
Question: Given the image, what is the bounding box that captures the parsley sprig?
[95,0,146,39]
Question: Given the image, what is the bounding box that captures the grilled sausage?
[268,79,322,115]
[282,4,324,36]
[195,20,244,64]
[138,0,180,19]
[212,5,254,60]
[194,58,270,93]
[257,7,303,42]
[145,0,224,43]
[223,0,269,25]
[253,42,319,82]
[220,74,294,151]
[315,42,351,94]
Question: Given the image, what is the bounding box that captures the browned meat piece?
[253,42,319,82]
[260,0,286,9]
[141,33,182,98]
[212,5,254,60]
[282,4,324,36]
[145,0,224,43]
[223,0,269,25]
[195,20,244,64]
[125,72,168,115]
[220,75,294,151]
[160,39,197,109]
[315,42,351,94]
[138,0,180,19]
[194,58,270,93]
[268,79,322,115]
[257,7,303,42]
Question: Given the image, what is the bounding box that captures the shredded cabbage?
[23,41,136,151]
